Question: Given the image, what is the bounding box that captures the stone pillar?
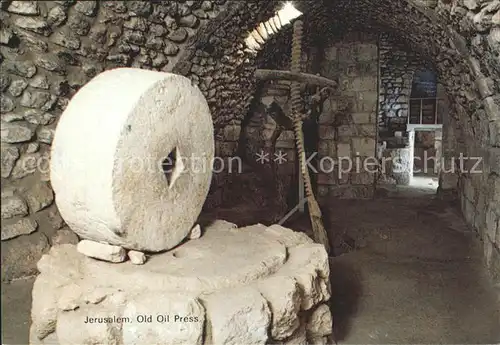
[382,146,412,186]
[408,130,415,182]
[434,128,443,175]
[437,108,459,196]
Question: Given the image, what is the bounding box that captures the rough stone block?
[202,287,271,344]
[351,172,375,185]
[439,172,459,190]
[317,173,336,185]
[318,112,334,125]
[464,199,476,227]
[1,144,20,178]
[356,91,378,111]
[278,322,307,344]
[324,46,337,61]
[7,1,40,15]
[318,141,330,156]
[256,276,301,340]
[463,178,476,202]
[122,294,205,345]
[218,141,238,157]
[51,228,78,245]
[486,208,499,243]
[223,124,241,142]
[487,244,500,285]
[337,143,351,158]
[351,112,372,124]
[352,137,376,157]
[29,218,331,343]
[276,132,295,149]
[356,43,378,61]
[1,195,28,219]
[358,124,377,137]
[337,125,354,139]
[279,244,330,310]
[1,122,35,143]
[351,76,377,91]
[55,307,124,344]
[319,125,335,140]
[318,186,329,198]
[306,304,333,339]
[1,232,49,281]
[264,224,313,247]
[1,218,38,241]
[31,274,59,340]
[24,182,54,213]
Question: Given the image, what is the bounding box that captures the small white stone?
[77,240,126,263]
[128,250,146,265]
[188,224,202,240]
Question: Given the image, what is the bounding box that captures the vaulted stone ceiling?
[178,0,498,149]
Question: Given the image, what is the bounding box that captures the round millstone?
[50,68,214,252]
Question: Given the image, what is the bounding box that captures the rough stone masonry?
[30,222,333,345]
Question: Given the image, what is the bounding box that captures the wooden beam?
[255,69,338,89]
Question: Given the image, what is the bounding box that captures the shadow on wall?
[329,258,364,341]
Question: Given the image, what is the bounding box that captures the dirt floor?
[2,180,500,344]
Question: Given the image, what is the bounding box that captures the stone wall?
[414,130,440,175]
[316,32,379,200]
[378,33,422,142]
[229,31,379,206]
[376,34,432,186]
[245,81,297,177]
[201,80,297,223]
[0,0,229,281]
[435,1,500,283]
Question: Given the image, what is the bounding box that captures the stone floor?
[2,187,500,344]
[323,190,500,343]
[409,174,439,190]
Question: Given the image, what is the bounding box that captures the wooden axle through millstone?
[255,69,338,89]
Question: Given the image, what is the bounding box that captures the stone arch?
[173,0,497,136]
[176,0,499,274]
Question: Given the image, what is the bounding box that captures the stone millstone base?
[30,220,333,344]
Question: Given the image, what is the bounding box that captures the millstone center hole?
[162,147,183,188]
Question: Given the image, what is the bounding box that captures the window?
[408,70,442,125]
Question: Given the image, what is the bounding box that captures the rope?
[289,20,331,254]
